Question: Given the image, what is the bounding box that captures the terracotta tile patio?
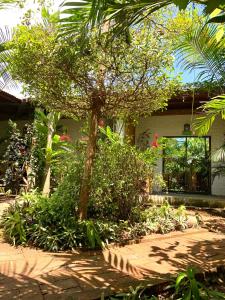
[0,227,225,299]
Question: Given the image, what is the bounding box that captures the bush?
[101,267,225,299]
[89,129,156,221]
[1,194,113,251]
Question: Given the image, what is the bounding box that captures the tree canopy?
[9,20,178,121]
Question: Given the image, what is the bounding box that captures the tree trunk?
[78,108,99,220]
[42,113,55,196]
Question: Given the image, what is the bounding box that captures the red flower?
[60,134,72,142]
[151,133,159,148]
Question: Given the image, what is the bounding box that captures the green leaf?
[208,13,225,24]
[173,0,189,10]
[216,25,224,41]
[175,272,187,290]
[210,8,222,18]
[52,134,60,143]
[205,0,225,14]
[207,289,225,299]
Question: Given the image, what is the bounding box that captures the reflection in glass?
[163,137,210,194]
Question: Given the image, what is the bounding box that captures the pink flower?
[60,134,72,142]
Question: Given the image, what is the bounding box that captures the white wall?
[136,114,225,196]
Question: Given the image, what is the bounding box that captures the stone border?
[149,194,225,209]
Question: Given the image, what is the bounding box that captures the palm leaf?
[194,95,225,135]
[175,22,225,83]
[212,142,225,162]
[59,0,225,38]
[0,26,17,91]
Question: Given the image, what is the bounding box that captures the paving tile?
[43,287,82,299]
[1,228,225,299]
[0,288,20,299]
[20,294,44,300]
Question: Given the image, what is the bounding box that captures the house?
[0,90,224,196]
[136,91,225,196]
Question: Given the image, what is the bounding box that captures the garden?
[0,0,225,299]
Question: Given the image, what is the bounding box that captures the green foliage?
[174,18,225,135]
[1,129,190,251]
[4,120,33,194]
[31,109,48,188]
[60,0,225,41]
[175,23,225,83]
[89,127,160,221]
[1,200,28,245]
[163,137,210,193]
[140,203,188,234]
[9,18,178,121]
[174,267,225,299]
[1,193,190,251]
[194,95,225,135]
[1,193,106,251]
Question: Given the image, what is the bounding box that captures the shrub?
[101,267,225,299]
[1,194,110,251]
[89,127,160,221]
[3,121,33,194]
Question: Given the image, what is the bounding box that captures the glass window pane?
[163,137,210,194]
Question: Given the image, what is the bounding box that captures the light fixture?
[184,123,190,132]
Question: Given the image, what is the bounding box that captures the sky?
[0,1,198,98]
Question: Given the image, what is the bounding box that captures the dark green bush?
[1,194,113,251]
[89,132,156,221]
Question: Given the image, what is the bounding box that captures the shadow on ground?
[0,228,225,299]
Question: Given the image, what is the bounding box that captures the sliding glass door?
[163,136,211,194]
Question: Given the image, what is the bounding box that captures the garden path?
[0,226,225,299]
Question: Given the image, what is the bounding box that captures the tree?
[9,18,178,219]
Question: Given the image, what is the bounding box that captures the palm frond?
[59,0,225,38]
[212,143,225,162]
[59,0,173,37]
[0,0,18,9]
[194,94,225,135]
[0,26,17,91]
[175,22,225,83]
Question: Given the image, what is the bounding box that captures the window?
[163,136,211,194]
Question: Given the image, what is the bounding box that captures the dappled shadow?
[203,218,225,234]
[1,228,225,299]
[140,231,225,278]
[0,245,142,299]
